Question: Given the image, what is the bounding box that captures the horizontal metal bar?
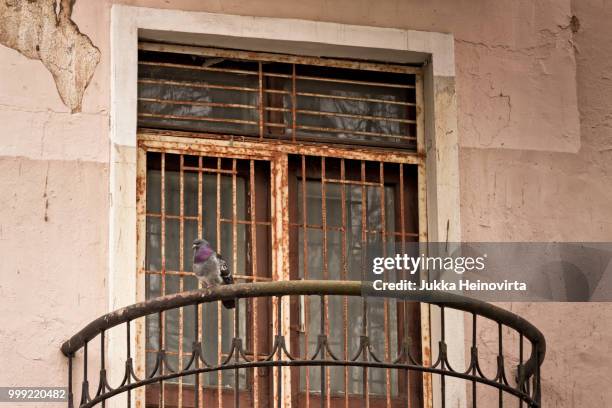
[297,109,416,124]
[139,97,257,110]
[145,270,273,281]
[298,91,416,106]
[139,60,258,76]
[139,112,258,126]
[288,223,420,237]
[180,166,238,174]
[138,42,422,74]
[296,125,416,140]
[321,178,381,186]
[138,130,423,164]
[138,78,258,92]
[263,71,415,89]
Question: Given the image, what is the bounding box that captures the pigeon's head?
[192,238,210,251]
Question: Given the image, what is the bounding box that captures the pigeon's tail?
[222,299,236,309]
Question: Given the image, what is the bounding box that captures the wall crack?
[0,0,100,112]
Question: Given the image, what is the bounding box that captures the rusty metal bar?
[399,163,413,408]
[138,78,259,93]
[291,64,297,142]
[320,157,331,408]
[295,109,416,124]
[139,112,259,126]
[258,62,264,139]
[145,270,272,281]
[139,60,259,76]
[138,132,422,165]
[216,157,222,408]
[178,155,185,408]
[231,158,238,408]
[379,163,391,408]
[138,42,422,75]
[264,71,415,89]
[160,153,167,408]
[340,158,349,408]
[360,161,369,408]
[197,154,204,408]
[138,98,257,111]
[301,155,311,408]
[249,159,260,408]
[297,91,416,107]
[295,124,416,141]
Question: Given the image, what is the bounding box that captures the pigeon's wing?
[217,254,234,285]
[216,254,235,309]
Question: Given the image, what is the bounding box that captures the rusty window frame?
[137,42,419,150]
[136,45,429,408]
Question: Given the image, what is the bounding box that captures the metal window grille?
[136,44,427,408]
[138,42,419,150]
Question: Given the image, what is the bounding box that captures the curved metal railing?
[61,280,545,407]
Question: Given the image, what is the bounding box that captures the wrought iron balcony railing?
[61,280,545,408]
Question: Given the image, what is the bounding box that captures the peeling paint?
[0,0,100,112]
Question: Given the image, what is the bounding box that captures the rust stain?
[0,0,100,112]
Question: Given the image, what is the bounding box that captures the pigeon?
[192,238,235,309]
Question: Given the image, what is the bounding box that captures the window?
[137,43,425,408]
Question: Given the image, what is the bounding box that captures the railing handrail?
[61,280,545,377]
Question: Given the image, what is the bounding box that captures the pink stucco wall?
[0,1,610,407]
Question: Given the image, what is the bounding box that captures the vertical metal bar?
[259,62,264,139]
[379,163,391,408]
[126,321,131,408]
[277,296,284,408]
[320,296,326,408]
[194,305,199,408]
[158,312,164,408]
[301,155,311,408]
[68,354,73,408]
[472,314,477,408]
[291,64,297,142]
[82,342,89,406]
[498,323,503,408]
[232,158,239,408]
[518,333,523,408]
[101,330,106,408]
[320,157,330,408]
[399,163,412,408]
[160,153,166,408]
[197,156,204,408]
[216,157,223,408]
[249,160,259,408]
[360,161,369,408]
[534,348,541,405]
[234,299,240,408]
[440,306,445,408]
[178,155,185,408]
[340,159,348,408]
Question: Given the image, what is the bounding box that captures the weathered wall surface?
[0,0,610,407]
[0,0,100,112]
[0,1,109,405]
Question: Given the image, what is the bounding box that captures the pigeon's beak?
[192,244,197,250]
